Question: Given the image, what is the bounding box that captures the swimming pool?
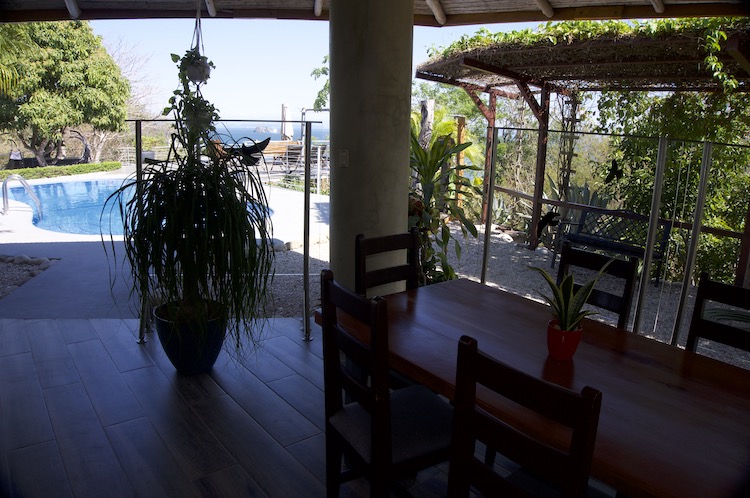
[9,179,131,236]
[9,179,275,236]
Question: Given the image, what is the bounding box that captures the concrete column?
[328,0,414,290]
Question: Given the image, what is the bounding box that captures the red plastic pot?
[546,319,582,361]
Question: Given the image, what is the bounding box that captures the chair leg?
[370,479,390,498]
[326,434,342,498]
[484,446,497,466]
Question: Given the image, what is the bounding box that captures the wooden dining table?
[373,278,750,498]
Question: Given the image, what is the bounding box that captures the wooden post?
[482,94,497,224]
[528,85,550,248]
[455,115,466,206]
[738,200,750,287]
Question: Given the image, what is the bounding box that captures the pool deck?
[0,170,329,319]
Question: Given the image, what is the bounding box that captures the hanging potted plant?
[179,8,212,85]
[103,32,273,375]
[180,46,212,84]
[530,264,609,361]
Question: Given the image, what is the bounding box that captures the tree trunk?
[418,99,434,148]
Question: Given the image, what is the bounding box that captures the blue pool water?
[9,179,274,236]
[10,179,131,235]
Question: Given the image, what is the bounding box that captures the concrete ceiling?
[2,0,748,25]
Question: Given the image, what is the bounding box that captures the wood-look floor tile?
[0,352,54,450]
[192,394,326,497]
[121,365,237,481]
[105,417,203,498]
[210,351,320,447]
[0,319,30,357]
[266,374,325,430]
[89,318,154,372]
[220,340,297,384]
[286,433,326,484]
[271,318,324,359]
[25,320,80,389]
[8,440,72,498]
[194,464,268,498]
[259,335,325,390]
[44,382,134,498]
[56,318,97,344]
[67,339,145,426]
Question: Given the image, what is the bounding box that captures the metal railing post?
[670,141,713,345]
[481,127,499,284]
[302,121,313,340]
[633,136,668,333]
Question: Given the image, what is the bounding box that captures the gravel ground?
[0,254,56,299]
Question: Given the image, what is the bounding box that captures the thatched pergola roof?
[416,20,750,94]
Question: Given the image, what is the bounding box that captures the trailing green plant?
[530,263,610,331]
[409,129,481,285]
[104,48,274,350]
[432,18,750,90]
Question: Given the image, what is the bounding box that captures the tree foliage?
[0,21,130,166]
[426,18,750,281]
[310,55,329,111]
[0,24,35,98]
[408,128,481,284]
[596,91,750,283]
[433,18,750,92]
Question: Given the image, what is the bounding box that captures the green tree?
[0,21,130,166]
[0,24,35,98]
[597,91,750,282]
[310,55,329,111]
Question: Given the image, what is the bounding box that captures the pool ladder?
[2,174,42,218]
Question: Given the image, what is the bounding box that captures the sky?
[90,18,539,126]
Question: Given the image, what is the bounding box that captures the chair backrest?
[557,241,639,330]
[354,227,420,296]
[283,144,304,164]
[320,269,394,466]
[448,335,602,498]
[686,272,750,355]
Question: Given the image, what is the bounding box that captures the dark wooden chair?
[686,272,750,356]
[320,269,453,498]
[354,227,420,297]
[557,240,639,330]
[448,335,603,498]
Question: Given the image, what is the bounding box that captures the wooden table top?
[378,278,750,498]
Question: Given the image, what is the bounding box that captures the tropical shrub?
[409,129,481,284]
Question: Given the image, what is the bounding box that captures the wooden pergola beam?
[533,0,555,18]
[415,70,522,100]
[3,3,747,24]
[461,57,541,88]
[507,55,732,71]
[412,4,749,27]
[63,0,80,19]
[460,57,568,106]
[650,0,666,14]
[425,0,446,25]
[727,34,750,76]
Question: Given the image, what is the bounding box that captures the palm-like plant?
[530,264,610,331]
[409,129,481,284]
